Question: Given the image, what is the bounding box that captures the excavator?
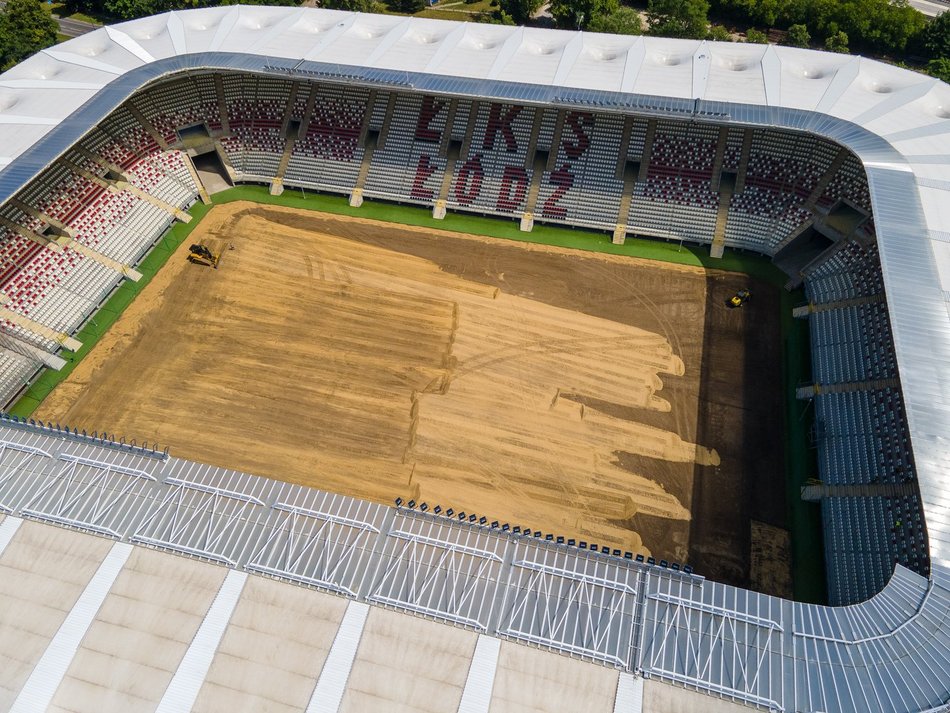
[187,242,220,269]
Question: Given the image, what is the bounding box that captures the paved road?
[55,15,99,37]
[908,0,947,16]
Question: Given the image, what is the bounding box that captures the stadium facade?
[0,6,948,711]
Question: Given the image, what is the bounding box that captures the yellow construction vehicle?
[727,289,751,309]
[187,242,220,269]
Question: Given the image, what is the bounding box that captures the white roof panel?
[631,39,700,99]
[46,29,149,75]
[0,54,116,87]
[872,96,950,145]
[249,12,340,60]
[169,7,237,54]
[774,55,847,111]
[824,59,933,126]
[558,35,638,92]
[0,85,94,128]
[111,14,177,60]
[367,20,442,72]
[425,24,516,79]
[213,6,305,55]
[501,27,580,87]
[704,44,768,105]
[312,13,409,68]
[917,186,950,236]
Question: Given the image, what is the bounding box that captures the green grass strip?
[8,201,212,417]
[780,292,826,603]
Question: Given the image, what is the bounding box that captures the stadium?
[0,5,948,712]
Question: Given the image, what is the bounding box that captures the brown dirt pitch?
[35,202,785,589]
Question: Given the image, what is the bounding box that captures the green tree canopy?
[219,0,297,5]
[928,57,950,83]
[102,0,218,20]
[550,0,619,29]
[647,0,710,38]
[745,27,767,43]
[825,29,849,52]
[846,0,925,54]
[587,6,644,34]
[709,0,778,26]
[0,0,59,70]
[320,0,379,11]
[710,0,925,55]
[487,9,517,23]
[388,0,427,12]
[105,0,160,18]
[924,10,950,59]
[706,23,733,41]
[785,23,810,47]
[497,0,544,25]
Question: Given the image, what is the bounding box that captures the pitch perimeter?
[34,202,785,589]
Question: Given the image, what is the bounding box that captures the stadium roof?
[1,9,950,572]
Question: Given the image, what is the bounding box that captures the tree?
[550,0,618,29]
[825,29,849,53]
[747,0,779,26]
[471,7,507,22]
[497,0,544,25]
[220,0,297,5]
[711,0,926,56]
[924,10,950,59]
[647,0,710,39]
[0,0,58,70]
[61,0,107,21]
[928,57,950,83]
[587,6,644,34]
[320,0,379,11]
[104,0,162,19]
[709,0,777,26]
[779,0,838,34]
[745,27,768,43]
[388,0,427,11]
[706,23,733,41]
[852,0,925,54]
[785,23,810,47]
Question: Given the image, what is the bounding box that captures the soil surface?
[36,203,785,587]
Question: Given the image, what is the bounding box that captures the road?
[55,15,99,37]
[908,0,947,16]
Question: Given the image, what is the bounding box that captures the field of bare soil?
[35,202,784,582]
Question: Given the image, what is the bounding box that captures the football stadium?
[0,6,948,712]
